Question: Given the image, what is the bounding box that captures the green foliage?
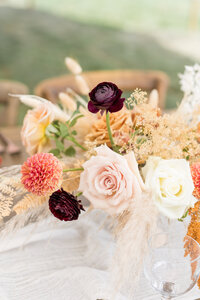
[46,114,86,157]
[69,114,84,127]
[178,210,189,222]
[49,148,61,157]
[64,146,76,157]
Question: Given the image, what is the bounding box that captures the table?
[0,211,199,300]
[0,127,27,167]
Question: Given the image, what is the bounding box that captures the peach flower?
[21,104,54,155]
[78,145,144,215]
[21,153,62,196]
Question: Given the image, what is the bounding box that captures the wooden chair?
[0,80,29,126]
[34,70,169,109]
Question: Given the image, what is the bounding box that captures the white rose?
[142,156,195,219]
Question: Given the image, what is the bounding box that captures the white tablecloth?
[0,211,199,300]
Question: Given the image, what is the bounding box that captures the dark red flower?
[49,188,84,221]
[88,82,125,114]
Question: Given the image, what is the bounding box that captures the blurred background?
[0,0,200,123]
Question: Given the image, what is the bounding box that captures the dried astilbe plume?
[125,88,147,110]
[122,103,200,164]
[111,191,158,298]
[85,108,132,148]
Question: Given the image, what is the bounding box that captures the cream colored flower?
[142,156,195,219]
[79,145,143,215]
[21,104,54,155]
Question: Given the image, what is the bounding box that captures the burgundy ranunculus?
[88,82,125,114]
[49,188,84,221]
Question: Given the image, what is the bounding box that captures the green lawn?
[0,7,197,123]
[7,0,200,31]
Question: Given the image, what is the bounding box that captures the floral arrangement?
[1,58,200,293]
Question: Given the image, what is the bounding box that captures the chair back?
[0,80,29,126]
[35,70,169,109]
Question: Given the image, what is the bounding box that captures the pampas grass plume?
[65,57,82,75]
[59,92,77,112]
[75,75,90,95]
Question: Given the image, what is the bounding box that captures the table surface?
[0,126,27,167]
[0,128,200,299]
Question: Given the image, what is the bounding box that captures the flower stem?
[63,167,84,172]
[106,112,118,152]
[69,137,87,151]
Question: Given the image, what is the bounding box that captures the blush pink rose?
[78,145,144,215]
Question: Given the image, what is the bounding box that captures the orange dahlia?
[191,162,200,199]
[21,153,63,196]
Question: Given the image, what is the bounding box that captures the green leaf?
[49,148,60,157]
[52,120,60,128]
[55,139,65,151]
[178,210,189,222]
[69,114,84,127]
[64,146,76,157]
[45,124,59,136]
[71,130,77,135]
[59,122,69,137]
[183,147,189,153]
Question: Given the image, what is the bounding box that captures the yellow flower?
[21,104,54,155]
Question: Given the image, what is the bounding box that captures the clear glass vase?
[144,231,200,299]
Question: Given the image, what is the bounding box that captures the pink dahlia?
[21,153,63,196]
[191,162,200,199]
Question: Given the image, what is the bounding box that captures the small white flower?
[178,64,200,123]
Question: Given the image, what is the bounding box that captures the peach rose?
[78,145,144,215]
[21,104,54,155]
